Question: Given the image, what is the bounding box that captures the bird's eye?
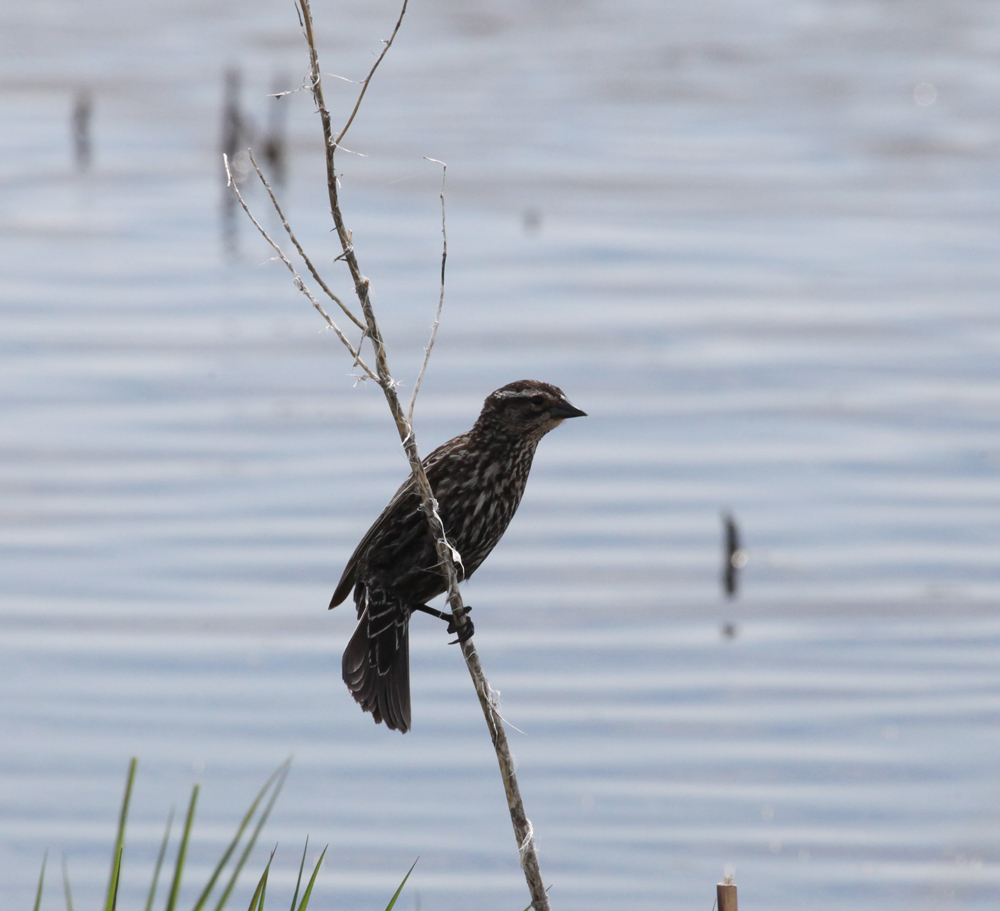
[530,395,545,406]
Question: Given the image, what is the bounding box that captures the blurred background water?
[3,0,1000,908]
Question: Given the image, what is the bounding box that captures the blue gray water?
[3,0,1000,908]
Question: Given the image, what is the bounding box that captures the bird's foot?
[447,606,474,644]
[412,603,474,643]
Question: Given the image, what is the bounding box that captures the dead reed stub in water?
[71,89,91,171]
[722,511,745,598]
[717,874,738,911]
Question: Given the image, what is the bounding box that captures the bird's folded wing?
[329,432,472,609]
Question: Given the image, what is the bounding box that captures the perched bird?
[330,379,586,732]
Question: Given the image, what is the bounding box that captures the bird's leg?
[412,603,475,644]
[412,603,450,622]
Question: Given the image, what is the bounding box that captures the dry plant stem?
[294,1,550,907]
[460,638,549,907]
[223,154,376,381]
[408,160,447,426]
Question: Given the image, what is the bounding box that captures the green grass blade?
[294,845,327,911]
[245,873,265,911]
[143,806,173,911]
[164,783,199,911]
[110,848,122,911]
[61,853,74,911]
[382,859,417,911]
[103,757,137,911]
[210,760,291,911]
[288,837,308,911]
[256,855,270,911]
[32,849,47,911]
[244,853,273,911]
[192,757,292,911]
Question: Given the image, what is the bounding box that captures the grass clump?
[35,757,416,911]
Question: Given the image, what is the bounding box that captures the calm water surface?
[3,0,1000,908]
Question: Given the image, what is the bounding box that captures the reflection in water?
[220,67,252,260]
[220,69,291,257]
[261,72,291,188]
[220,67,252,166]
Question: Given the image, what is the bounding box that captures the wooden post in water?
[717,875,737,911]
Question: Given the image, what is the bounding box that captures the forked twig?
[223,154,376,381]
[247,150,365,331]
[408,159,448,426]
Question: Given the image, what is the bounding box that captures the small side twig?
[334,0,410,148]
[247,149,365,331]
[408,159,448,427]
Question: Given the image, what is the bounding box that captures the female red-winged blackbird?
[330,379,586,732]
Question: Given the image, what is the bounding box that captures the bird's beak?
[550,399,587,419]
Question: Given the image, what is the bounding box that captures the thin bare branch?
[296,0,409,410]
[288,5,551,907]
[223,153,376,381]
[247,150,365,331]
[408,158,448,426]
[333,0,410,148]
[267,76,311,99]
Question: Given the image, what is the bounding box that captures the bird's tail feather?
[342,599,411,733]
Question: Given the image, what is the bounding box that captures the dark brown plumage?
[330,379,586,732]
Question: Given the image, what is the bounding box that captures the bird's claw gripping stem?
[413,603,474,643]
[447,606,474,644]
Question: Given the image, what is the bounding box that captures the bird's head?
[476,380,587,440]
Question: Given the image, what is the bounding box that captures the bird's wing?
[329,473,417,608]
[328,433,472,609]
